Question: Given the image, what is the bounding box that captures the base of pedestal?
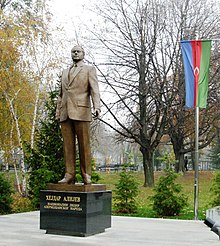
[46,228,105,237]
[40,187,112,237]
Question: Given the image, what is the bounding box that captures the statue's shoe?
[58,173,75,184]
[83,174,91,185]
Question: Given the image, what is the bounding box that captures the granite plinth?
[40,188,112,237]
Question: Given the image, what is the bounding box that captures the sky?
[49,0,96,41]
[47,0,102,63]
[49,0,88,22]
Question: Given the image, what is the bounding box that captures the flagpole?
[194,106,199,220]
[194,33,199,221]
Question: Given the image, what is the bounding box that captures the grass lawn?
[2,170,215,220]
[97,170,215,220]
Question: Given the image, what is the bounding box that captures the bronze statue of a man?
[56,45,100,185]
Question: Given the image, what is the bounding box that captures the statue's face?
[71,46,84,62]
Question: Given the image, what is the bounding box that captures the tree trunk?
[30,86,40,149]
[141,147,154,187]
[10,124,21,194]
[173,150,185,173]
[171,137,184,172]
[5,91,27,196]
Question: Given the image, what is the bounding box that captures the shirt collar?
[72,60,84,67]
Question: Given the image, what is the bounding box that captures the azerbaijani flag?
[180,40,211,108]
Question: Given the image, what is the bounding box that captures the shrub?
[151,168,188,216]
[114,168,139,214]
[11,193,34,213]
[28,168,56,208]
[0,173,13,214]
[210,171,220,207]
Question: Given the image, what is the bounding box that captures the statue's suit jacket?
[56,61,100,122]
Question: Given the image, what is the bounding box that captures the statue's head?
[71,45,85,62]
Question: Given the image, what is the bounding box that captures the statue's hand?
[94,108,101,118]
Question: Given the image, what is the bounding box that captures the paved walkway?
[0,211,219,246]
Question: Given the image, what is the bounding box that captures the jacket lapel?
[68,67,82,86]
[62,69,69,89]
[68,62,84,86]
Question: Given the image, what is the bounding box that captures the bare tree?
[86,0,180,186]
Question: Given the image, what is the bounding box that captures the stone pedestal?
[40,184,112,237]
[206,206,220,224]
[204,206,220,238]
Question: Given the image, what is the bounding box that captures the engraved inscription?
[63,196,80,202]
[43,195,82,211]
[69,203,82,211]
[46,195,61,201]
